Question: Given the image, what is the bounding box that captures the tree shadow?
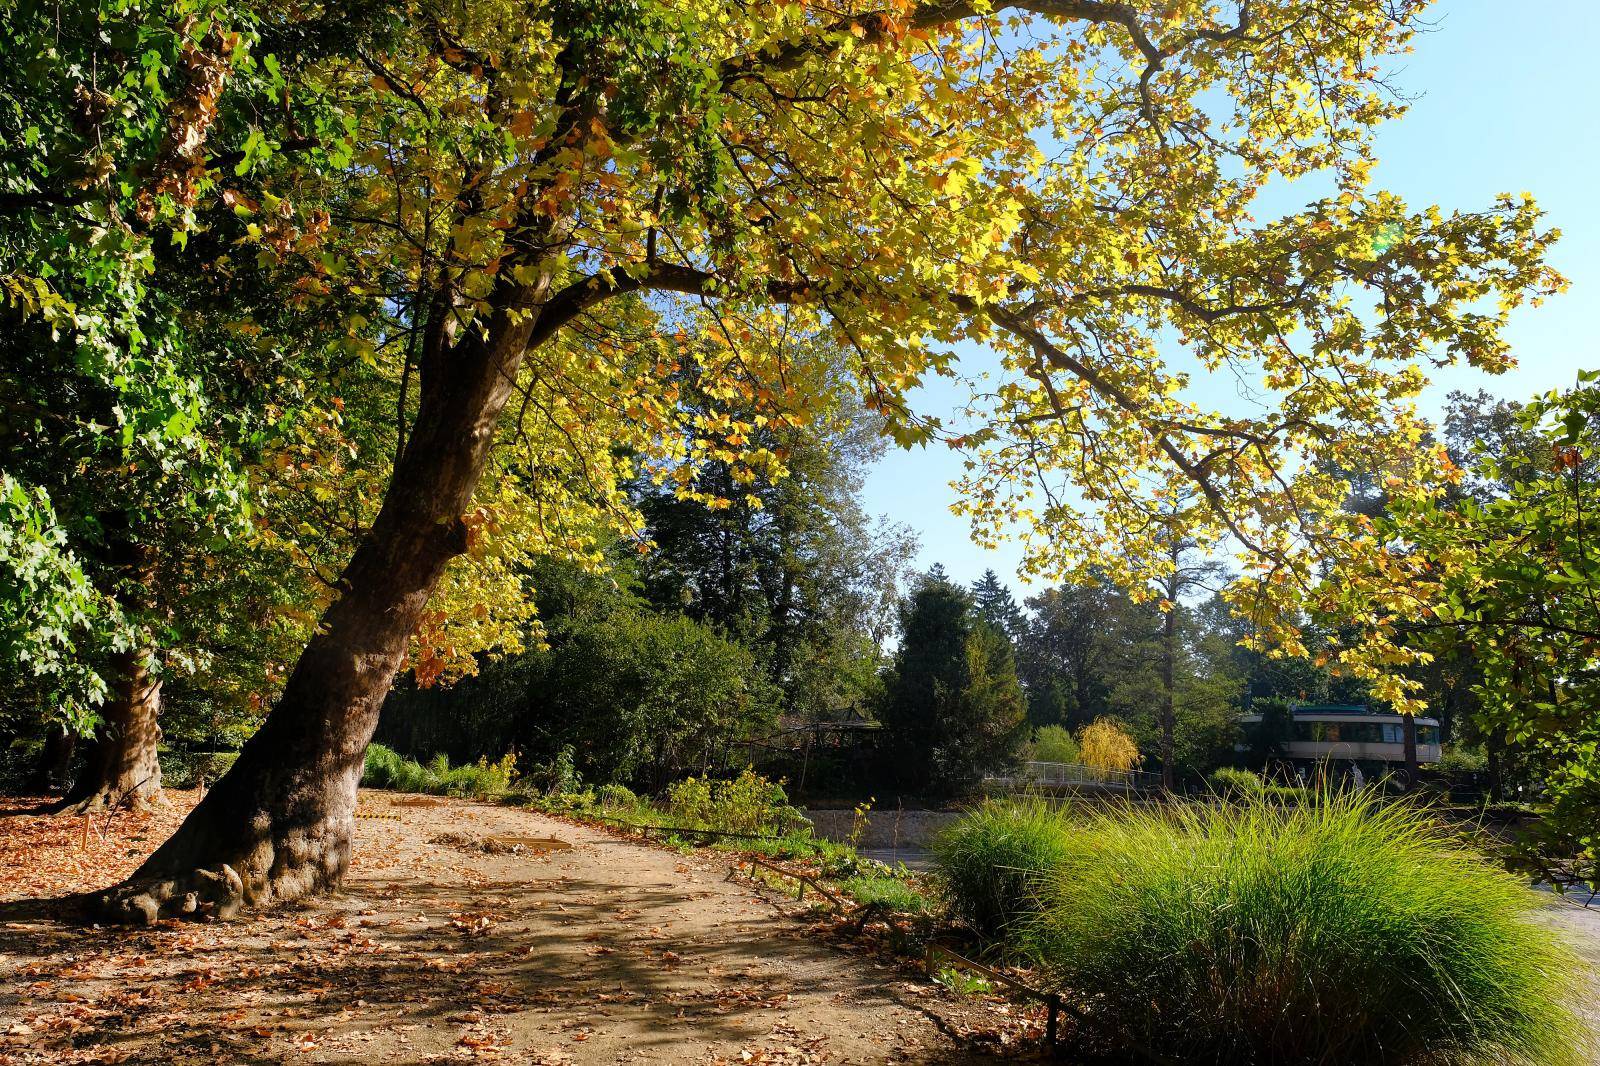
[0,873,1021,1064]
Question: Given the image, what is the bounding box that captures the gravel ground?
[1,792,1016,1065]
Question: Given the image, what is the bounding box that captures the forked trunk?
[57,649,164,813]
[98,295,536,924]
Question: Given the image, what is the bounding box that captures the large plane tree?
[5,0,1559,921]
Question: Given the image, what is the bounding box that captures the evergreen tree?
[878,569,1026,794]
[971,569,1025,641]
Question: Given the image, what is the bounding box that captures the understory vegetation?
[932,799,1075,939]
[362,744,517,800]
[934,794,1589,1065]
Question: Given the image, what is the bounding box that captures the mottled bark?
[97,270,544,924]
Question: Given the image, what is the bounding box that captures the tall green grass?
[361,743,515,799]
[1002,792,1589,1065]
[932,798,1075,939]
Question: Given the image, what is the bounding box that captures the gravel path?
[0,792,1002,1065]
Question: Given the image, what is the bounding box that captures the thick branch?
[529,261,810,349]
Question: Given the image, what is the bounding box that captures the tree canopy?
[170,0,1558,645]
[0,0,1575,918]
[878,568,1025,793]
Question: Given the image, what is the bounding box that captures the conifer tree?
[879,569,1025,793]
[971,569,1025,642]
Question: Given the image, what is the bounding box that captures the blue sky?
[861,0,1600,592]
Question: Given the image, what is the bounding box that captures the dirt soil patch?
[0,792,1023,1065]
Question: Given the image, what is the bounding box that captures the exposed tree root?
[98,864,246,924]
[53,782,166,818]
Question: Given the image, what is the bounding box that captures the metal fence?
[985,760,1163,793]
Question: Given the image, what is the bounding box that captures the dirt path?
[0,792,1009,1065]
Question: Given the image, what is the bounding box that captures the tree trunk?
[97,286,539,924]
[32,723,76,794]
[58,533,164,813]
[57,649,164,812]
[1158,567,1178,792]
[1402,712,1419,789]
[1159,607,1176,792]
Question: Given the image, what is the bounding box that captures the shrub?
[362,743,406,788]
[666,769,809,836]
[932,798,1074,939]
[1208,765,1264,797]
[438,753,517,797]
[1026,793,1589,1066]
[1029,724,1079,764]
[521,614,776,793]
[361,743,516,800]
[1076,718,1140,772]
[158,749,239,789]
[391,756,433,793]
[594,782,639,810]
[665,775,713,824]
[1437,745,1489,775]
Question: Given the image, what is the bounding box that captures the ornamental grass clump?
[361,743,516,799]
[1028,792,1589,1066]
[932,798,1074,940]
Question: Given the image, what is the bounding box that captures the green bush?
[362,743,406,788]
[1209,765,1265,797]
[1029,724,1079,764]
[932,798,1074,939]
[438,753,517,797]
[527,744,581,795]
[1026,793,1589,1066]
[158,749,239,789]
[665,769,809,836]
[594,782,639,810]
[1437,745,1490,775]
